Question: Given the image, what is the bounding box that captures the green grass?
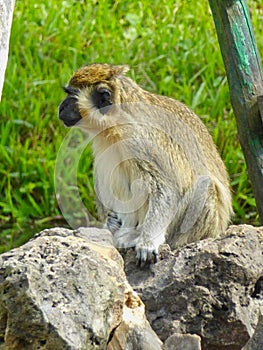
[0,0,262,252]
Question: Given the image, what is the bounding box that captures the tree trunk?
[208,0,263,224]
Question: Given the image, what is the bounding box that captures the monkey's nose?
[58,97,82,127]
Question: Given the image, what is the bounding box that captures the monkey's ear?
[113,65,129,76]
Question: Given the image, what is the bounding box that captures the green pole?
[208,0,263,224]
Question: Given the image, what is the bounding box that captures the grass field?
[0,0,262,252]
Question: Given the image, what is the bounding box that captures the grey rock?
[164,333,201,350]
[124,225,263,350]
[0,227,127,350]
[242,314,263,350]
[107,290,163,350]
[0,224,262,350]
[0,227,163,350]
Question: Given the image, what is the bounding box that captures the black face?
[58,87,82,127]
[58,86,113,127]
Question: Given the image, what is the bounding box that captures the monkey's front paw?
[107,212,122,233]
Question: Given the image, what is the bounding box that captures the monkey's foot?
[136,246,158,266]
[113,227,165,266]
[135,232,165,266]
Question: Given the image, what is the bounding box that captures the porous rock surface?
[0,224,262,350]
[164,333,202,350]
[124,225,263,350]
[107,290,162,350]
[242,314,263,350]
[0,227,162,350]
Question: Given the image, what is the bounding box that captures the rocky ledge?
[0,225,262,350]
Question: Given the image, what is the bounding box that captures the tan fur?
[70,64,129,88]
[64,63,233,260]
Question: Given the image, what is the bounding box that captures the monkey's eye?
[91,88,112,114]
[63,86,79,95]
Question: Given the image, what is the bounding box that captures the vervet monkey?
[58,64,232,265]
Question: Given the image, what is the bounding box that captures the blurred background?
[0,0,262,252]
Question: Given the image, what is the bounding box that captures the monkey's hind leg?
[169,175,229,248]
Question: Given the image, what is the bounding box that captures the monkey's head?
[58,64,132,130]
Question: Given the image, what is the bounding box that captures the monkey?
[58,63,233,265]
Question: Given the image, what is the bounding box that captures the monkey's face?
[58,64,129,130]
[58,83,114,129]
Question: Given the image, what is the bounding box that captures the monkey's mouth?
[60,117,81,127]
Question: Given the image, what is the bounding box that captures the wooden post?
[208,0,263,224]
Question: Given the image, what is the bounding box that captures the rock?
[124,225,263,350]
[0,227,161,350]
[164,333,202,350]
[0,224,262,350]
[242,314,263,350]
[107,290,163,350]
